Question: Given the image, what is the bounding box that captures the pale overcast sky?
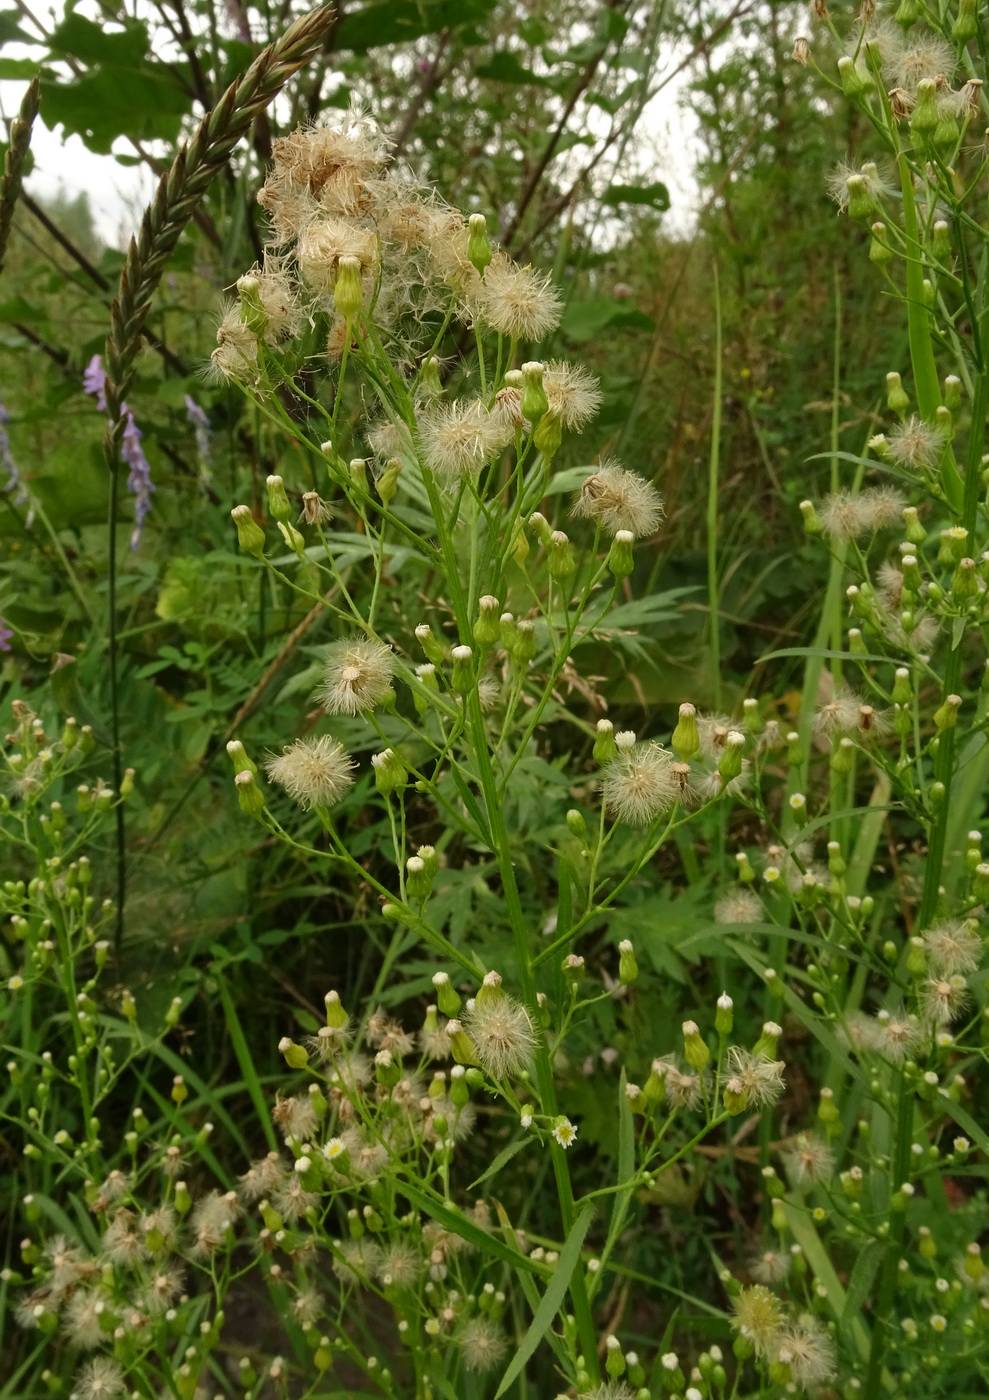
[0,9,700,248]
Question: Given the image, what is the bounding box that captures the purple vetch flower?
[83,355,154,549]
[184,394,212,463]
[82,354,107,410]
[0,617,12,651]
[0,399,28,509]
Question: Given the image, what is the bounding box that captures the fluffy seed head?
[573,461,663,538]
[726,1047,785,1107]
[826,160,894,210]
[463,996,537,1080]
[74,1357,126,1400]
[265,736,356,810]
[875,1011,923,1064]
[886,30,955,91]
[887,416,946,470]
[542,360,602,430]
[456,1316,508,1372]
[818,487,906,540]
[749,1248,791,1285]
[473,253,563,340]
[417,399,509,478]
[921,974,969,1026]
[714,889,764,925]
[783,1133,834,1186]
[602,743,678,825]
[777,1315,837,1385]
[731,1284,785,1358]
[318,637,396,714]
[923,921,982,976]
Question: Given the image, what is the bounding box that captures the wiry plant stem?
[100,5,337,943]
[0,77,40,275]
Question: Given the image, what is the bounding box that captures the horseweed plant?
[6,9,989,1392]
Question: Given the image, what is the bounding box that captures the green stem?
[707,260,723,710]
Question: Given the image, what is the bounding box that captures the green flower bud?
[844,173,873,221]
[237,274,268,337]
[682,1019,709,1070]
[406,855,431,902]
[830,736,855,776]
[723,1079,747,1114]
[886,371,909,416]
[742,697,762,733]
[547,531,576,580]
[226,739,257,775]
[671,702,700,759]
[446,1019,480,1066]
[378,458,402,506]
[528,511,553,547]
[848,628,867,654]
[266,474,292,522]
[473,595,501,649]
[514,619,537,663]
[594,719,617,763]
[371,748,407,797]
[432,971,461,1017]
[932,220,951,261]
[799,499,822,534]
[869,222,893,265]
[911,79,939,134]
[534,410,563,458]
[415,622,447,665]
[953,557,980,602]
[718,730,745,781]
[231,504,265,557]
[279,1037,309,1070]
[605,1337,625,1378]
[607,530,634,580]
[785,730,804,766]
[933,694,962,731]
[333,255,364,321]
[902,505,926,544]
[736,850,755,883]
[944,375,962,411]
[753,1020,782,1058]
[450,644,474,693]
[520,361,548,422]
[467,213,493,274]
[618,939,638,984]
[419,355,443,395]
[234,770,265,817]
[449,1063,470,1107]
[715,992,733,1036]
[837,56,869,98]
[277,520,306,554]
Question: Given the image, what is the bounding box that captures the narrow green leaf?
[841,1240,883,1335]
[494,1204,595,1397]
[468,1136,529,1189]
[216,974,279,1154]
[399,1178,542,1273]
[783,1203,871,1360]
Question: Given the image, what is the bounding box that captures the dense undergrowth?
[3,2,989,1398]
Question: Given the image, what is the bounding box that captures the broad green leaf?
[49,13,149,64]
[476,51,548,85]
[494,1204,595,1397]
[336,0,497,51]
[0,8,30,43]
[562,297,655,341]
[600,181,670,211]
